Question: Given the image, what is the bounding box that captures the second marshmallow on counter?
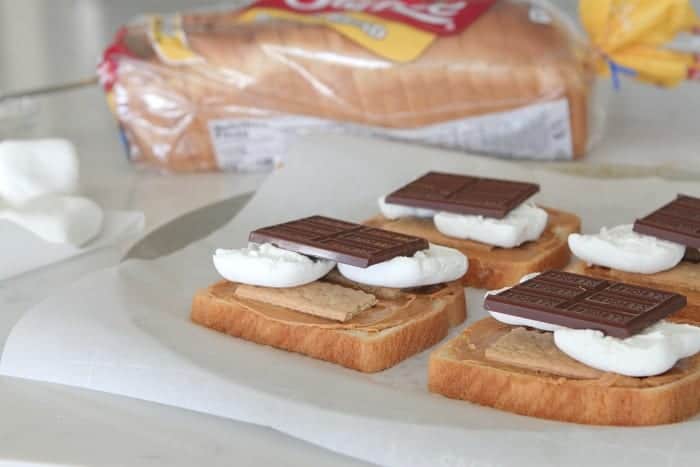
[0,195,103,246]
[0,139,105,247]
[0,139,79,205]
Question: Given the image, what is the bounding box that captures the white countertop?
[0,0,698,465]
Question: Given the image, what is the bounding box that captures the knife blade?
[123,192,254,261]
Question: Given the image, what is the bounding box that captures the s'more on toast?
[429,270,700,426]
[568,194,700,325]
[192,215,468,372]
[364,172,581,289]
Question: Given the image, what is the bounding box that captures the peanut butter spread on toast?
[208,275,458,332]
[453,318,698,388]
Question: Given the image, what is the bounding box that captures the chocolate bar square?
[634,195,700,249]
[249,215,429,267]
[484,271,686,338]
[384,172,539,219]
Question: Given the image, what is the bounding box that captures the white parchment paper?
[2,135,700,467]
[0,210,144,280]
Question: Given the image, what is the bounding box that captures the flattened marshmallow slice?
[213,243,336,288]
[434,203,548,248]
[337,243,467,288]
[0,195,103,246]
[378,196,437,220]
[0,139,80,205]
[554,322,700,377]
[568,224,685,274]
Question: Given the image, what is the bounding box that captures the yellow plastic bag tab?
[580,0,700,86]
[148,15,202,65]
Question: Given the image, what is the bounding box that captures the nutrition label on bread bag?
[207,99,573,170]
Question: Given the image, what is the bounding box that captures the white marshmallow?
[213,243,336,288]
[568,224,685,274]
[0,139,80,205]
[337,243,467,288]
[433,203,548,248]
[378,196,437,220]
[554,322,700,377]
[0,195,104,246]
[489,311,567,332]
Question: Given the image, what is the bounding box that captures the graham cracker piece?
[324,270,403,300]
[235,282,378,322]
[485,327,604,379]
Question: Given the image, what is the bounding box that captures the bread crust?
[568,261,700,325]
[192,280,466,372]
[428,318,700,425]
[365,207,581,289]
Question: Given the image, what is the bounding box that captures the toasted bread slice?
[428,318,700,426]
[568,261,700,325]
[191,276,466,373]
[365,207,580,289]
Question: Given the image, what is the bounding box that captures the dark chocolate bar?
[633,194,700,249]
[484,270,686,338]
[249,215,429,267]
[384,171,539,219]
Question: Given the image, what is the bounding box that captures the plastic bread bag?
[98,0,698,172]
